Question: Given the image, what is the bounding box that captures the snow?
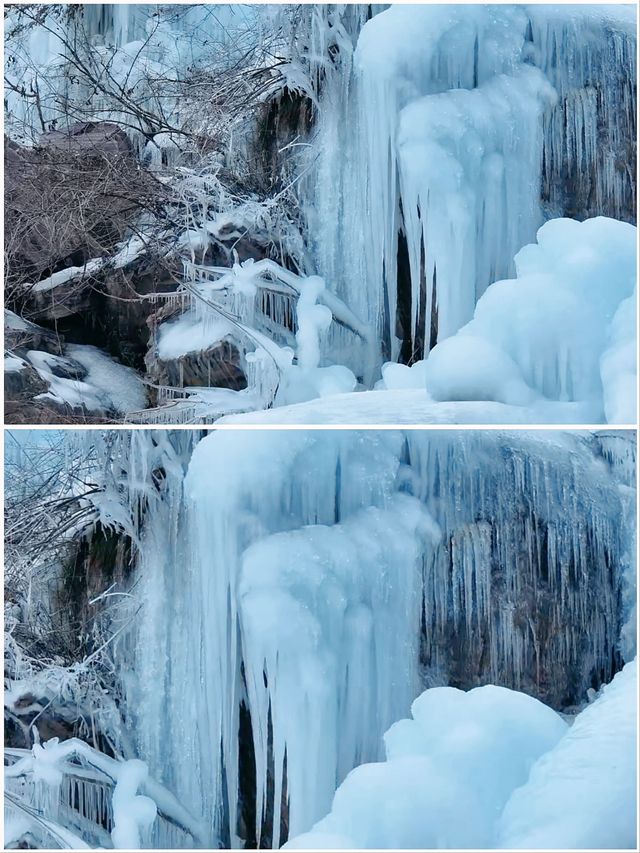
[376,360,428,392]
[498,658,638,850]
[67,345,147,414]
[5,353,28,373]
[26,259,103,293]
[156,311,235,360]
[422,217,637,421]
[4,309,34,331]
[19,238,148,294]
[26,345,146,415]
[150,260,362,417]
[111,760,157,849]
[219,389,600,425]
[424,336,538,407]
[285,683,567,849]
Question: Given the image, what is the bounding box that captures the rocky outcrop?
[146,340,247,393]
[5,122,156,291]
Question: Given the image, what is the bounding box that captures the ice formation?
[311,4,636,373]
[4,736,204,849]
[286,657,638,850]
[5,5,635,423]
[122,428,635,848]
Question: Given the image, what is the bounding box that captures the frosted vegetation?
[4,429,637,848]
[3,3,637,424]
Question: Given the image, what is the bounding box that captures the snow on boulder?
[497,658,637,850]
[285,682,567,849]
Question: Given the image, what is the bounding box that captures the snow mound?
[285,682,567,849]
[423,217,637,421]
[498,658,638,850]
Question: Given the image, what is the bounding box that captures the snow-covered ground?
[219,390,602,425]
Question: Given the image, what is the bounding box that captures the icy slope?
[218,390,600,425]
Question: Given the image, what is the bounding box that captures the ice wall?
[285,682,569,850]
[128,429,635,848]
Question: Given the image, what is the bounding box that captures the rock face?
[5,521,133,751]
[146,340,247,393]
[5,311,62,422]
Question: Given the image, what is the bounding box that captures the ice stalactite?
[127,429,634,848]
[396,66,555,346]
[405,431,631,705]
[240,495,441,846]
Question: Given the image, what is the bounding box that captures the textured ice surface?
[423,217,637,420]
[310,3,636,381]
[219,390,600,425]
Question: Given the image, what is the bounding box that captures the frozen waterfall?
[310,4,636,373]
[124,429,635,848]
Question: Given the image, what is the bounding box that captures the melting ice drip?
[127,429,635,848]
